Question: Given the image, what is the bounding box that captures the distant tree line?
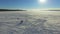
[0,9,26,11]
[42,10,60,11]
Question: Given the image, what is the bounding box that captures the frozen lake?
[0,11,60,34]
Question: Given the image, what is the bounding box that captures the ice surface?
[0,11,60,34]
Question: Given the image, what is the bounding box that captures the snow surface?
[0,11,60,34]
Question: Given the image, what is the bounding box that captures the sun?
[39,0,47,3]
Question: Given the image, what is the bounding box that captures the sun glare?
[39,0,47,4]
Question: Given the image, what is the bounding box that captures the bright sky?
[0,0,60,9]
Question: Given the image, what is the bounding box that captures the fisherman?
[16,20,23,26]
[19,20,23,24]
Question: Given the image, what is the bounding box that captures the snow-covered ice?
[0,11,60,34]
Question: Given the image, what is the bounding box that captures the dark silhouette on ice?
[20,20,23,24]
[16,20,23,26]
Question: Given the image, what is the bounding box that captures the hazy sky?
[0,0,60,9]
